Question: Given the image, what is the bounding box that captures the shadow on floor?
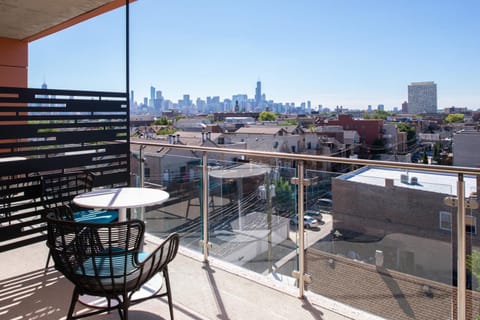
[0,267,72,319]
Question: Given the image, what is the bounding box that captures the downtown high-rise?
[255,81,262,107]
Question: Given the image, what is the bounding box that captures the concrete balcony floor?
[0,234,379,320]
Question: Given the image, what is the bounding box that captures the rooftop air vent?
[411,177,418,185]
[400,174,409,184]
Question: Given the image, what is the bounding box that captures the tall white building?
[407,81,437,114]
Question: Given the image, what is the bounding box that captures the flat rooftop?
[339,166,477,196]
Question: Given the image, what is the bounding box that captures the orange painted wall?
[0,37,28,87]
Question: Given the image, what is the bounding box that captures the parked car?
[305,209,322,220]
[289,215,319,229]
[314,198,331,212]
[317,198,332,207]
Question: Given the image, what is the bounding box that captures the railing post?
[138,145,146,222]
[298,160,305,297]
[139,145,146,188]
[457,173,466,320]
[201,151,210,262]
[290,161,312,298]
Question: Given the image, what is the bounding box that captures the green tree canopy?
[258,111,277,121]
[280,119,298,126]
[156,127,177,135]
[467,250,480,291]
[273,176,294,213]
[371,138,386,154]
[363,110,391,120]
[397,123,417,147]
[152,116,172,126]
[445,113,464,123]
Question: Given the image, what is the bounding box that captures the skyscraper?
[408,81,437,114]
[255,81,262,107]
[150,86,155,107]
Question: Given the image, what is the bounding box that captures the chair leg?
[44,252,51,272]
[117,307,124,320]
[122,295,130,320]
[67,287,79,320]
[164,268,174,320]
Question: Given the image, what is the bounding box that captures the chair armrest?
[134,233,179,278]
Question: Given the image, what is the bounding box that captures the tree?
[363,110,390,120]
[273,176,294,213]
[152,116,171,126]
[422,151,428,164]
[156,127,176,135]
[371,138,386,155]
[397,123,417,147]
[258,111,277,121]
[433,142,440,159]
[280,119,298,126]
[445,113,464,123]
[467,250,480,290]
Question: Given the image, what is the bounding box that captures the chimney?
[207,131,211,140]
[375,250,384,267]
[168,135,173,144]
[176,134,180,144]
[201,131,205,142]
[385,179,394,188]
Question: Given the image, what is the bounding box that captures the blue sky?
[28,0,480,110]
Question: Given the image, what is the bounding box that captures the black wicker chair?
[46,214,180,320]
[41,171,118,223]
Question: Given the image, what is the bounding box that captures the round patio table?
[73,187,169,221]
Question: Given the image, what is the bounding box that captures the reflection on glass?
[305,166,464,319]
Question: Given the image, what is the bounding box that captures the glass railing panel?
[466,175,480,320]
[208,159,299,284]
[305,166,455,319]
[132,150,204,253]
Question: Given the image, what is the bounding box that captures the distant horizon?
[28,0,480,111]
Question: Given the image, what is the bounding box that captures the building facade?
[332,166,479,285]
[408,81,438,114]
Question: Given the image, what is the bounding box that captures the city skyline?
[28,0,480,110]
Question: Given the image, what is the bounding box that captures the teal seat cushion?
[73,209,118,224]
[76,250,148,277]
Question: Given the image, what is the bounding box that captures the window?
[466,215,477,235]
[439,211,452,231]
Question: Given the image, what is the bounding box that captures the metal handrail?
[131,139,480,175]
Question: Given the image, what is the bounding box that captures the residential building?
[408,81,438,114]
[320,114,383,157]
[332,166,479,285]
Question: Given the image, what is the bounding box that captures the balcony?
[1,1,477,319]
[1,87,480,319]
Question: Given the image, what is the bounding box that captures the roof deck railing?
[131,139,480,320]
